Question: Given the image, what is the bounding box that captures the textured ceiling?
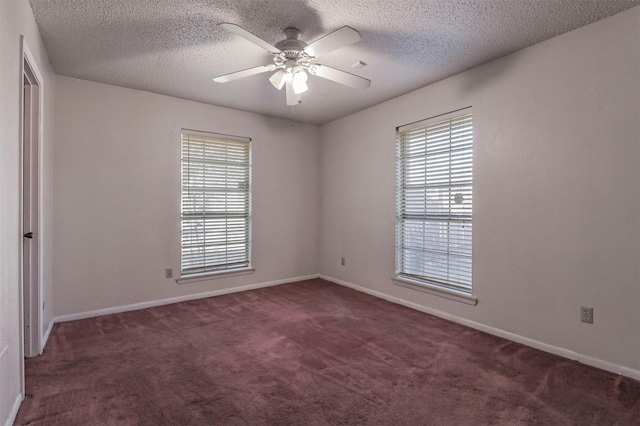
[29,0,639,125]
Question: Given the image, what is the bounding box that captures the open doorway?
[20,37,44,367]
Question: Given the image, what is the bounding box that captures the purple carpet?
[15,279,640,425]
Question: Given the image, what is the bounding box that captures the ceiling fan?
[213,23,371,105]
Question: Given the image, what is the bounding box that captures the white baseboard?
[4,392,23,426]
[54,274,320,324]
[47,273,640,381]
[320,274,640,382]
[41,318,54,353]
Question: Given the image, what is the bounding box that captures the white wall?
[318,8,640,373]
[0,0,55,424]
[53,76,318,317]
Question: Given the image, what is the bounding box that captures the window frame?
[177,129,253,283]
[394,108,476,304]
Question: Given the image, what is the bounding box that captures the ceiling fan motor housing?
[274,27,309,60]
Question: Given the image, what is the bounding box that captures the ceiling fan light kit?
[214,23,371,106]
[269,69,287,90]
[291,66,308,94]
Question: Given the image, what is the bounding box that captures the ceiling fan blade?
[303,26,361,58]
[285,80,302,105]
[219,23,282,53]
[309,64,371,90]
[213,65,274,83]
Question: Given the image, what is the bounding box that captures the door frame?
[19,36,45,392]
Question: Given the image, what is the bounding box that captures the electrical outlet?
[341,257,345,266]
[165,268,173,279]
[581,306,593,324]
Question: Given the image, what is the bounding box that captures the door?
[22,49,41,358]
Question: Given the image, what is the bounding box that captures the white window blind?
[181,131,251,276]
[396,109,473,294]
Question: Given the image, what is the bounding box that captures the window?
[180,130,251,277]
[395,109,473,295]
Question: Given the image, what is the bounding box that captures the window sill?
[176,268,255,285]
[392,276,478,306]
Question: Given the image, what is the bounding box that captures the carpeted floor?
[15,278,640,425]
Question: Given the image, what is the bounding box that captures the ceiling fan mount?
[214,23,371,106]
